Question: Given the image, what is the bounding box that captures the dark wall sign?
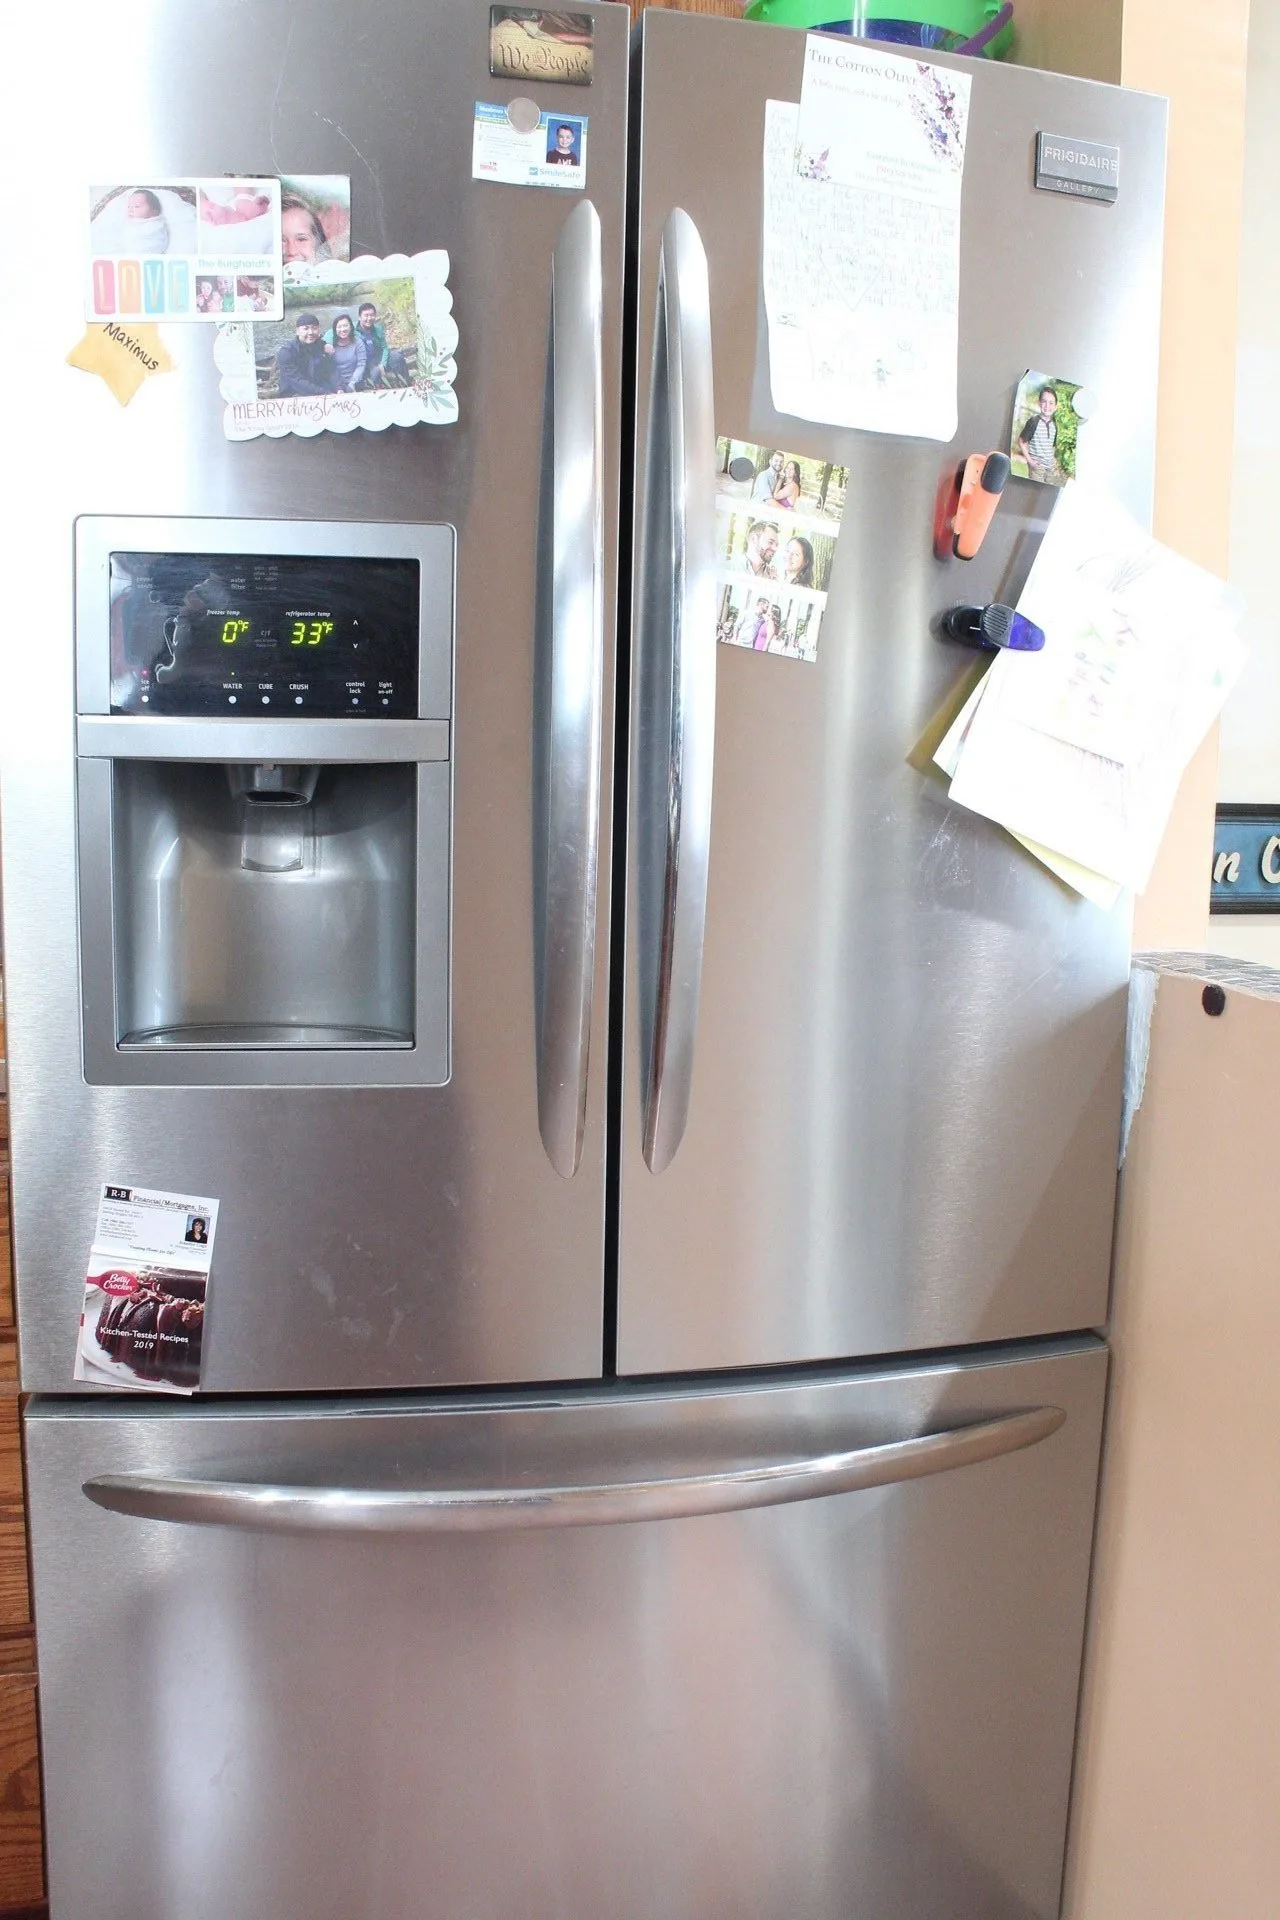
[1210,806,1280,913]
[1035,133,1120,204]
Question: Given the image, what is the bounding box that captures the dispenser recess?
[75,518,454,1088]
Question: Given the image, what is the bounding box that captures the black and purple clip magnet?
[942,603,1045,653]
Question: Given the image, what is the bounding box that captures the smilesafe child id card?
[471,103,588,190]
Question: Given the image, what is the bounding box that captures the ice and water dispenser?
[74,519,453,1085]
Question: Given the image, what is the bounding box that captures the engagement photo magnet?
[714,438,849,664]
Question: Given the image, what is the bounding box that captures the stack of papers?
[933,482,1247,908]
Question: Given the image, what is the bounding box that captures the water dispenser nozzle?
[229,764,320,871]
[228,763,321,807]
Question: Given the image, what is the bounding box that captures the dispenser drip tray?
[108,759,421,1066]
[118,1023,414,1050]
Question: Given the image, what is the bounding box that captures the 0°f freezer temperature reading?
[216,617,336,646]
[108,550,421,716]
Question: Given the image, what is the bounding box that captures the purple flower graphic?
[911,66,966,167]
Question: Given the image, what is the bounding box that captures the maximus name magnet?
[1035,133,1119,204]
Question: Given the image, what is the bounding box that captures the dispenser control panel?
[108,551,422,716]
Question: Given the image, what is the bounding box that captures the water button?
[228,695,237,705]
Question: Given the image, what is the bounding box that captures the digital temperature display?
[109,551,421,717]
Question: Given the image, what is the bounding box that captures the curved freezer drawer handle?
[636,209,717,1176]
[537,198,606,1178]
[82,1405,1065,1536]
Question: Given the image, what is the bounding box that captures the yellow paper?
[66,321,173,405]
[1014,833,1123,909]
[909,657,989,777]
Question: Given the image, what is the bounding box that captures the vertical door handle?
[636,209,716,1175]
[536,199,606,1178]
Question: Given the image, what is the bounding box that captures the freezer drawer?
[28,1339,1104,1920]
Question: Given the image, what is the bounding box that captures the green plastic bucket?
[742,0,1014,58]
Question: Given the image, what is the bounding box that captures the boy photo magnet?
[1009,370,1087,487]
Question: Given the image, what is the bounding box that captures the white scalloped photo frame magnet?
[216,250,458,440]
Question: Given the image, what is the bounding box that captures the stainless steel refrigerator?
[0,4,1165,1915]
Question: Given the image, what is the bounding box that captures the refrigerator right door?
[618,15,1166,1373]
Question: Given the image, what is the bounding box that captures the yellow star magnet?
[66,321,174,405]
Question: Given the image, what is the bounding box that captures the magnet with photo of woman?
[280,176,352,272]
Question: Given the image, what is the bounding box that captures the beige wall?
[1123,0,1251,949]
[1211,0,1280,962]
[1063,16,1254,1915]
[1010,0,1122,81]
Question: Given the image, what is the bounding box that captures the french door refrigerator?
[0,4,1165,1916]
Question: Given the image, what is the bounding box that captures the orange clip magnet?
[948,451,1010,560]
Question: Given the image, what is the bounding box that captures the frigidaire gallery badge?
[1035,133,1120,203]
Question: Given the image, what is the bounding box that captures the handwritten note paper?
[762,42,971,440]
[936,483,1247,898]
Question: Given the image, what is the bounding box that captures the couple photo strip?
[714,439,847,665]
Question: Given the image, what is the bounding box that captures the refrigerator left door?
[26,1339,1106,1920]
[0,0,630,1390]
